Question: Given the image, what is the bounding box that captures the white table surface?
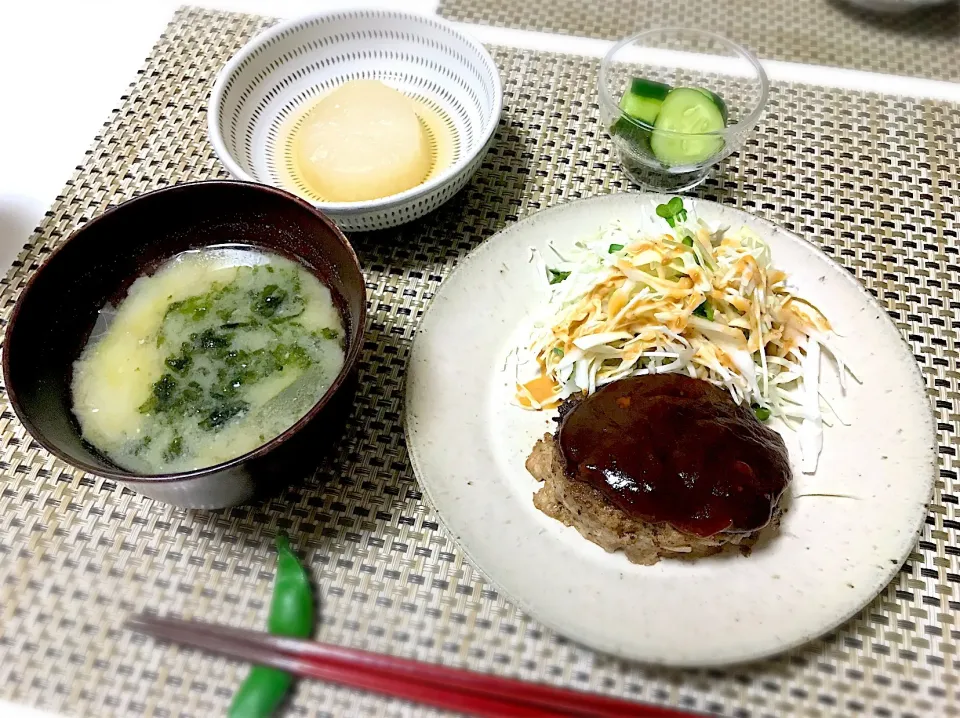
[1,1,957,716]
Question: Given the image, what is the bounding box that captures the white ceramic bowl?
[208,9,503,231]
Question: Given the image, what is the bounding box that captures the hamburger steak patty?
[526,374,791,565]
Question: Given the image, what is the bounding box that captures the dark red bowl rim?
[1,180,367,484]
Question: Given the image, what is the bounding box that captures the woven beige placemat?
[439,0,960,82]
[0,6,957,718]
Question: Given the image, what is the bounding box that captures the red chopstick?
[127,613,705,718]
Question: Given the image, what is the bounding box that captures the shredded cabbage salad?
[514,198,853,473]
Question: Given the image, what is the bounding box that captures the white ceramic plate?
[405,192,936,666]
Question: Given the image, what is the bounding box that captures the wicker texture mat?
[439,0,960,82]
[0,6,957,718]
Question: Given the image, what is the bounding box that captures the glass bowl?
[598,28,769,192]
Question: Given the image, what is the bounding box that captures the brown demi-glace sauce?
[557,374,791,537]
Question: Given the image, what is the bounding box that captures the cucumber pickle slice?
[650,88,725,167]
[695,87,729,123]
[618,78,671,126]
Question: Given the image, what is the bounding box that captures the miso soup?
[71,247,346,474]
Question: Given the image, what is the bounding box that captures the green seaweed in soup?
[71,248,346,474]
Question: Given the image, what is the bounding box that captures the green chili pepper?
[229,670,293,718]
[267,535,314,637]
[228,535,314,718]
